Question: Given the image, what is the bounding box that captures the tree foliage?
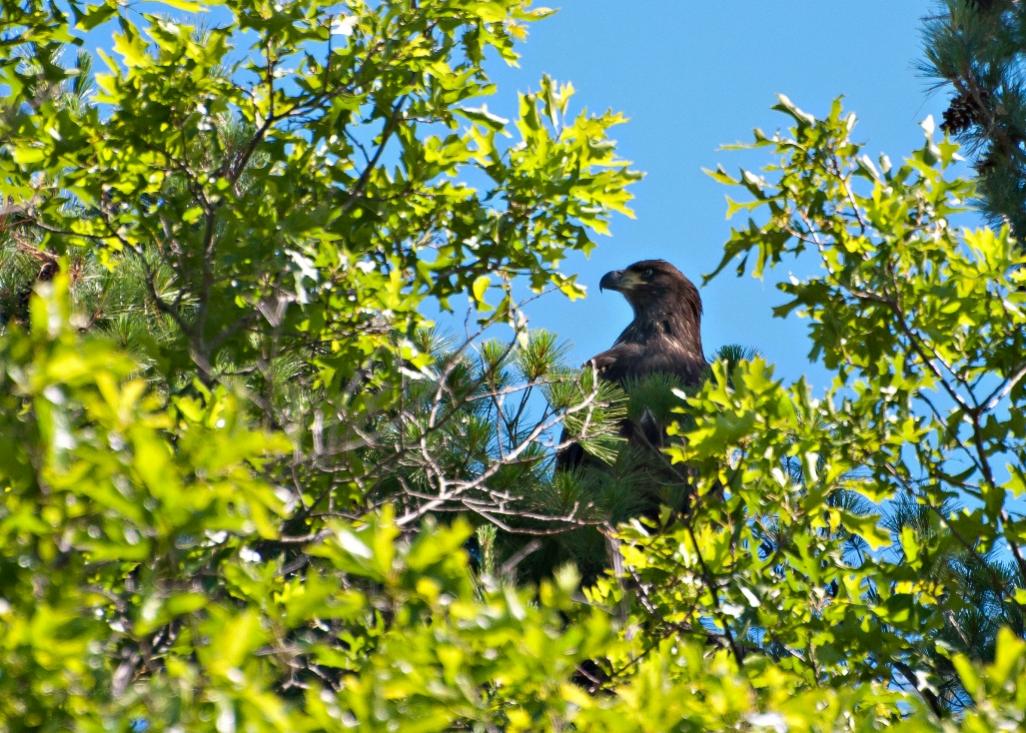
[1,1,1026,730]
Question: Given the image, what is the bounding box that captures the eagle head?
[599,259,702,323]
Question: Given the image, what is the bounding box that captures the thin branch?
[337,96,407,218]
[982,361,1026,411]
[686,525,746,667]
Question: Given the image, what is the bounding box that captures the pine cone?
[941,90,990,133]
[965,0,1000,12]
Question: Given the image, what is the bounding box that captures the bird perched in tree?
[545,258,709,631]
[557,258,707,470]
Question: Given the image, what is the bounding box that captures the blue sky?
[486,1,946,389]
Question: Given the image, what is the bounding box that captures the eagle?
[549,258,709,642]
[557,258,707,471]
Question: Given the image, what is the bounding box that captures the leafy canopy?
[1,0,1026,730]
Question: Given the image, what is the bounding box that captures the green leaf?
[112,29,151,68]
[471,274,491,309]
[703,166,736,185]
[75,3,118,32]
[161,0,206,11]
[456,105,509,131]
[182,206,204,224]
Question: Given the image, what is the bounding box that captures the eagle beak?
[599,269,624,292]
[601,269,645,293]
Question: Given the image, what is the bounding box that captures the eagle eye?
[642,267,654,279]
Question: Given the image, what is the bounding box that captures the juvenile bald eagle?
[558,259,707,469]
